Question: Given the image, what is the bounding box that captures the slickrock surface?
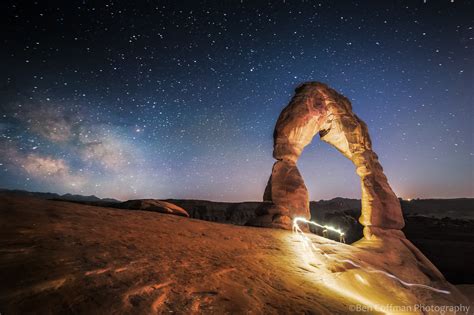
[0,194,470,314]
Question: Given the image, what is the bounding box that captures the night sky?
[0,1,472,201]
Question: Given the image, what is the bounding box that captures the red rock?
[116,199,189,217]
[253,82,404,232]
[1,194,467,313]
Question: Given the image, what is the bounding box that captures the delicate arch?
[249,82,404,234]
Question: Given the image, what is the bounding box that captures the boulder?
[115,199,189,217]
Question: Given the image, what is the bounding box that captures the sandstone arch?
[249,82,404,236]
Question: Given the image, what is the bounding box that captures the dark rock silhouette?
[0,188,120,203]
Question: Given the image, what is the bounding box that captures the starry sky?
[0,1,472,201]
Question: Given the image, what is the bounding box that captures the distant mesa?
[248,82,404,237]
[114,199,189,217]
[0,188,120,203]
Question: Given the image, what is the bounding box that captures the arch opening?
[299,138,360,201]
[298,140,362,242]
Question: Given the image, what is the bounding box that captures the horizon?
[2,187,473,203]
[1,1,472,201]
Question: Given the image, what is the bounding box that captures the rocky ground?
[171,197,474,285]
[0,194,355,314]
[3,189,473,285]
[0,193,472,314]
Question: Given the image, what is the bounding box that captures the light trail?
[292,217,451,295]
[293,217,346,243]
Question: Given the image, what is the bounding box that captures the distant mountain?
[0,188,121,203]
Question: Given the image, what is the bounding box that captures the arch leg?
[320,115,404,230]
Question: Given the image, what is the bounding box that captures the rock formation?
[248,82,405,236]
[115,199,189,217]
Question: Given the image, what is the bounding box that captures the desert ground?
[0,193,472,314]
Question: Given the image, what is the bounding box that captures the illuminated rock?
[250,82,404,232]
[291,218,470,311]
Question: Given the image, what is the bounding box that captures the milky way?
[0,1,472,200]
